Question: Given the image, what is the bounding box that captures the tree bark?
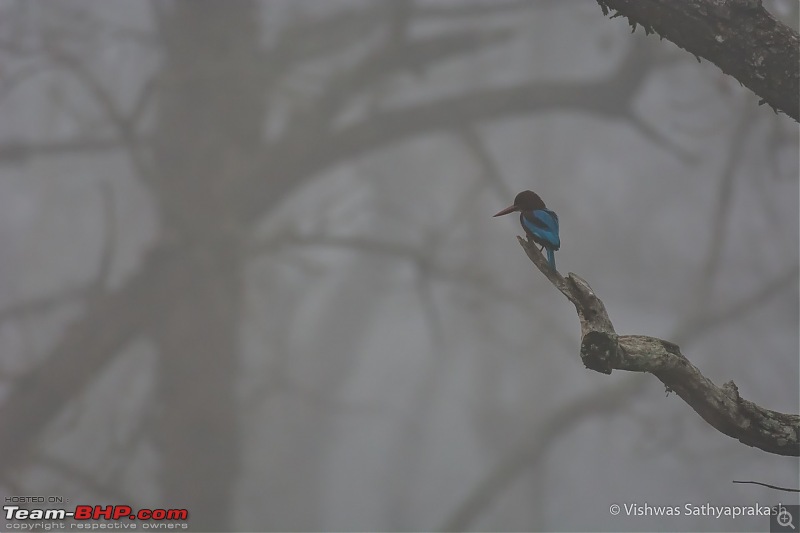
[516,236,800,457]
[597,0,800,121]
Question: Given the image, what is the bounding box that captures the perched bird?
[493,190,560,270]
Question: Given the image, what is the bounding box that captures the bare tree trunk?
[149,1,263,528]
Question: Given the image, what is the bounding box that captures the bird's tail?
[546,248,556,270]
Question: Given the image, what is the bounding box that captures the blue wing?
[522,209,560,250]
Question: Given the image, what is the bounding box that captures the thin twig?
[732,480,800,493]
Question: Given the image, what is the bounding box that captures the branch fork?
[516,235,800,457]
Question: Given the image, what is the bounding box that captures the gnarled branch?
[596,0,800,121]
[517,235,800,457]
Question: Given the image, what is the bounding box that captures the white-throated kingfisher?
[493,190,560,270]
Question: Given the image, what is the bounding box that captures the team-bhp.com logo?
[5,504,189,521]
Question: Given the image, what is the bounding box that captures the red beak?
[492,204,519,217]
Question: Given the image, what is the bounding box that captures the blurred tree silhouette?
[0,1,796,531]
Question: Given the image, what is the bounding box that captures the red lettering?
[167,509,188,520]
[113,506,132,520]
[95,505,114,520]
[74,506,92,520]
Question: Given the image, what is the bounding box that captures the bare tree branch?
[92,181,116,294]
[266,3,387,78]
[516,235,799,457]
[681,264,799,341]
[458,127,514,202]
[241,41,674,222]
[0,185,116,331]
[417,0,535,19]
[732,480,800,492]
[253,233,527,307]
[622,108,697,163]
[314,27,517,126]
[36,452,138,503]
[695,102,759,307]
[44,45,155,180]
[596,0,800,120]
[0,244,176,471]
[0,286,86,324]
[0,138,129,164]
[441,251,798,531]
[441,376,648,532]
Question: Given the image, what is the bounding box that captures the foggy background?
[0,1,797,531]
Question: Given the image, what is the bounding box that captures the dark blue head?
[492,190,546,217]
